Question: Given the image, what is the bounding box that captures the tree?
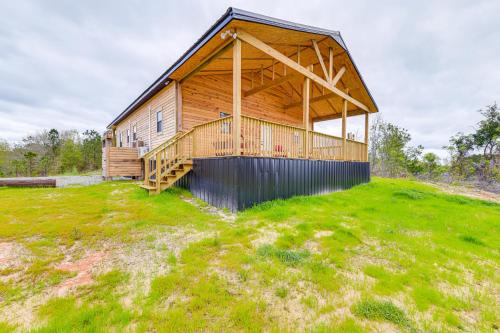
[370,117,412,177]
[23,151,37,176]
[472,103,499,180]
[11,159,26,177]
[0,140,9,177]
[405,145,424,176]
[48,129,60,155]
[422,152,439,179]
[82,130,102,170]
[60,139,83,173]
[473,103,500,159]
[445,133,475,179]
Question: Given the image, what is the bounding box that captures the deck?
[145,115,367,163]
[140,115,368,198]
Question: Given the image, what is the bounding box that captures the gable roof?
[108,7,376,128]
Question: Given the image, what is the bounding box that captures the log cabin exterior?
[102,8,378,211]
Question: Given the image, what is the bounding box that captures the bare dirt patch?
[55,251,107,296]
[426,182,500,203]
[0,242,31,269]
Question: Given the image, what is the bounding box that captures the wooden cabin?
[103,8,378,211]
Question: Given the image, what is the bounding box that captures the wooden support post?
[342,89,349,160]
[233,38,242,156]
[364,111,369,162]
[329,47,333,82]
[303,65,312,159]
[155,151,161,194]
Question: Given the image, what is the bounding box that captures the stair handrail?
[144,128,195,186]
[142,131,184,160]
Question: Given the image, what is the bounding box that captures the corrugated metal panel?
[177,157,370,212]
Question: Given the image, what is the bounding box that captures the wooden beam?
[364,111,369,161]
[342,89,348,160]
[312,40,328,81]
[236,29,370,112]
[285,91,341,109]
[313,108,365,122]
[328,47,333,81]
[303,66,311,158]
[233,39,242,156]
[180,40,233,83]
[331,66,346,86]
[243,73,298,97]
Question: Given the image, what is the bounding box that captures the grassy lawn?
[0,178,498,332]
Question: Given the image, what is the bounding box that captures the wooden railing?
[144,130,194,186]
[310,132,343,160]
[241,116,306,158]
[193,117,233,157]
[144,115,368,185]
[345,139,367,162]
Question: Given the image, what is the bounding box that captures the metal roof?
[108,7,376,128]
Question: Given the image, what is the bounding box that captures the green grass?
[353,299,413,329]
[0,177,498,332]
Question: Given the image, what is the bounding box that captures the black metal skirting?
[176,157,370,212]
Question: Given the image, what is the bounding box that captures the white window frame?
[156,111,163,133]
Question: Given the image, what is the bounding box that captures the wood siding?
[106,147,142,177]
[115,83,177,150]
[182,74,303,131]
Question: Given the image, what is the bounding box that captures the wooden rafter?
[285,91,342,109]
[331,66,346,86]
[236,29,370,112]
[312,40,328,81]
[180,40,233,83]
[243,73,298,97]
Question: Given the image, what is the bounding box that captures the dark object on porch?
[177,157,370,211]
[0,178,56,188]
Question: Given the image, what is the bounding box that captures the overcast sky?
[1,0,499,158]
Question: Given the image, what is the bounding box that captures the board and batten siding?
[114,82,177,150]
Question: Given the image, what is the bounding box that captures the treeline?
[0,129,102,177]
[370,103,499,185]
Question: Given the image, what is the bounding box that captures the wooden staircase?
[141,130,195,194]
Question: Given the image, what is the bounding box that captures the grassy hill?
[0,178,498,332]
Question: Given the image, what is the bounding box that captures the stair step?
[139,184,156,190]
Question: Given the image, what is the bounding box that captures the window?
[156,111,163,133]
[132,124,137,141]
[126,129,130,144]
[119,132,123,147]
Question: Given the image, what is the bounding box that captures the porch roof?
[108,7,378,128]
